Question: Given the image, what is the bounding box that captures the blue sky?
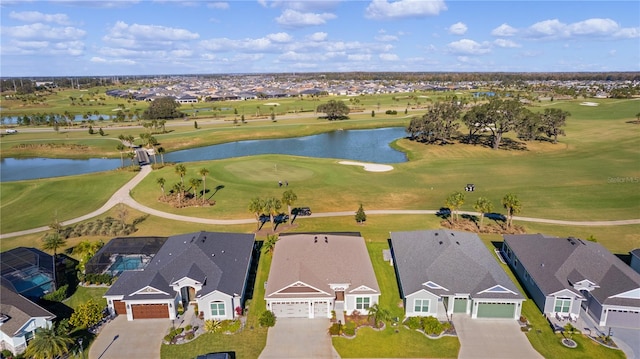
[1,0,638,76]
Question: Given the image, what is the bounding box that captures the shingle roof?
[503,234,640,306]
[0,283,54,337]
[105,232,254,300]
[390,230,522,300]
[265,233,380,299]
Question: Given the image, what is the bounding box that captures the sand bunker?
[263,102,280,106]
[339,161,394,172]
[580,102,599,106]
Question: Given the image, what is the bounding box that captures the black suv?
[292,207,312,216]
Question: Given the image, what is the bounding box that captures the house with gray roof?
[105,231,255,321]
[502,234,640,329]
[0,281,55,356]
[264,233,380,319]
[391,230,524,320]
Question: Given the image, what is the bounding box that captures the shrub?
[185,324,192,331]
[185,332,194,340]
[343,321,357,336]
[405,316,421,330]
[259,310,276,327]
[205,319,222,333]
[421,316,444,335]
[328,322,342,336]
[42,284,68,302]
[385,110,398,115]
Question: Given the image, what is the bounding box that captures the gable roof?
[0,282,54,337]
[390,230,522,300]
[106,232,254,300]
[503,234,640,306]
[265,233,379,299]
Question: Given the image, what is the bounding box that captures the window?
[414,299,429,313]
[210,301,226,317]
[355,297,370,310]
[554,298,571,313]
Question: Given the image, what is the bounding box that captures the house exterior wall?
[0,317,52,355]
[345,294,379,315]
[542,290,582,318]
[404,291,440,317]
[197,291,234,321]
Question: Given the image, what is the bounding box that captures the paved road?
[2,165,639,239]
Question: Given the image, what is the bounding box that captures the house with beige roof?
[264,233,380,319]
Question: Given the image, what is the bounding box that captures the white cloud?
[308,32,328,41]
[90,56,107,63]
[3,23,86,40]
[375,34,398,42]
[493,39,520,48]
[380,53,399,61]
[448,22,467,35]
[491,23,518,37]
[524,18,638,39]
[267,32,293,43]
[447,39,491,55]
[275,9,336,27]
[171,49,193,57]
[9,11,71,25]
[200,36,276,53]
[105,21,199,43]
[365,0,447,20]
[207,2,229,9]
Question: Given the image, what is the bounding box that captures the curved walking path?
[2,165,639,239]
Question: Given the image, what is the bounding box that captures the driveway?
[259,318,340,359]
[610,327,640,359]
[88,316,170,359]
[453,316,543,359]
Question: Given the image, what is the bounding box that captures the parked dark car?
[292,207,312,216]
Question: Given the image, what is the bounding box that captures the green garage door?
[477,302,516,318]
[454,298,468,313]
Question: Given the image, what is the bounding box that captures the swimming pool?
[7,271,54,298]
[106,255,149,276]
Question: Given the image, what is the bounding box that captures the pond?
[0,127,408,182]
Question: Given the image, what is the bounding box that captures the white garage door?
[271,301,309,318]
[313,301,329,318]
[606,308,640,329]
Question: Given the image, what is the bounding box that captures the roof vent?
[434,232,439,236]
[221,250,225,254]
[439,241,443,245]
[212,253,215,257]
[325,236,328,243]
[451,233,455,236]
[456,241,460,245]
[314,236,318,243]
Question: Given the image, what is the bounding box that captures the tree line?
[407,97,570,149]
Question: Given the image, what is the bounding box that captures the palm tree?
[157,177,166,199]
[73,240,104,273]
[367,303,391,328]
[198,168,210,201]
[41,231,66,290]
[502,193,522,229]
[281,189,297,223]
[157,146,165,166]
[263,234,279,255]
[175,163,187,184]
[189,178,202,198]
[173,182,186,204]
[127,151,136,167]
[24,325,73,359]
[473,197,493,230]
[444,191,465,222]
[116,143,126,168]
[263,197,282,231]
[248,197,264,230]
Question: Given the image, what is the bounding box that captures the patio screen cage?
[85,236,167,275]
[0,247,53,278]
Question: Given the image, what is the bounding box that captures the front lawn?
[63,286,108,309]
[333,325,459,358]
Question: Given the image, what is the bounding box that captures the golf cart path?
[2,165,639,239]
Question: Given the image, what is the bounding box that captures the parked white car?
[5,129,18,134]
